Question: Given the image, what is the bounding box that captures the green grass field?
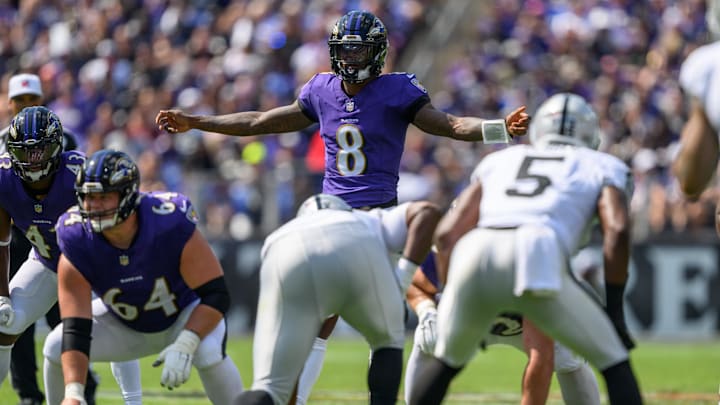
[0,337,717,404]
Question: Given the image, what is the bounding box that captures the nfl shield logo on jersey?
[34,204,42,213]
[119,255,129,266]
[186,206,199,224]
[345,100,355,112]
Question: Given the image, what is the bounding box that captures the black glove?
[605,283,636,351]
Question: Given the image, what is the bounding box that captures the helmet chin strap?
[16,157,58,184]
[90,214,120,233]
[24,171,45,182]
[356,66,373,82]
[342,64,373,83]
[23,167,51,182]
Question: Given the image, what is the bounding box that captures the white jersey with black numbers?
[470,144,630,256]
[679,41,720,134]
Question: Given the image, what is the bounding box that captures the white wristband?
[415,298,437,319]
[481,119,511,144]
[0,236,11,247]
[175,329,201,353]
[64,382,86,404]
[396,257,420,291]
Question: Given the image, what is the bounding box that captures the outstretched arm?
[156,100,314,137]
[412,103,529,142]
[672,99,719,198]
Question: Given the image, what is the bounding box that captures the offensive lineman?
[42,149,243,405]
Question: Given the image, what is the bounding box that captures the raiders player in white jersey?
[403,262,601,405]
[673,0,720,210]
[235,194,431,405]
[408,93,643,405]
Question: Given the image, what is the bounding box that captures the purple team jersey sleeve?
[56,192,200,333]
[420,252,440,289]
[298,72,430,208]
[0,151,85,270]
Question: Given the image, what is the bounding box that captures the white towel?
[513,224,564,297]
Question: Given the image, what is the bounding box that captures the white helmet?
[297,193,352,217]
[529,93,600,150]
[708,0,720,38]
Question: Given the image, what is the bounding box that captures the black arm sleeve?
[61,317,92,356]
[194,276,231,315]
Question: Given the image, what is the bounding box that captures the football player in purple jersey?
[43,149,244,405]
[156,11,529,209]
[156,9,529,403]
[2,72,92,405]
[0,108,140,404]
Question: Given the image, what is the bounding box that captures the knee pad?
[42,327,63,363]
[192,331,224,369]
[553,342,585,374]
[0,309,29,336]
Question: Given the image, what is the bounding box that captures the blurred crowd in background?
[0,0,716,242]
